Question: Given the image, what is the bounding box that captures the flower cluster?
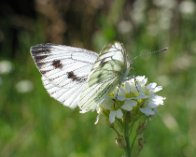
[96,76,165,124]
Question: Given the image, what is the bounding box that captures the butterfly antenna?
[132,47,168,61]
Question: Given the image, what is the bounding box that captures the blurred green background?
[0,0,195,157]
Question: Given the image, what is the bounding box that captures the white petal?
[117,88,126,101]
[152,95,166,105]
[101,97,113,109]
[127,78,134,84]
[109,111,116,123]
[96,107,101,114]
[125,82,131,93]
[130,84,138,95]
[147,83,157,91]
[116,109,123,119]
[94,114,100,125]
[117,95,126,101]
[147,83,163,93]
[122,100,137,111]
[154,86,163,92]
[147,101,157,108]
[136,76,147,86]
[138,91,148,99]
[140,107,155,116]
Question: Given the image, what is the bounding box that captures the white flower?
[15,80,33,93]
[140,107,155,116]
[0,60,13,74]
[109,109,123,123]
[98,76,166,123]
[153,0,176,9]
[179,1,195,15]
[140,95,166,116]
[118,20,132,34]
[131,0,146,25]
[121,100,137,111]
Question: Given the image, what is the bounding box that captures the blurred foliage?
[0,0,196,157]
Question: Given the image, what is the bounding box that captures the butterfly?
[30,42,130,112]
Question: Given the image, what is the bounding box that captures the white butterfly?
[30,42,130,112]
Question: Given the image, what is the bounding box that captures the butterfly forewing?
[31,44,98,88]
[31,43,98,108]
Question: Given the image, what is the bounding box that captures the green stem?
[111,125,121,137]
[124,113,131,157]
[130,128,138,155]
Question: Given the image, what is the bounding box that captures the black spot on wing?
[34,55,49,63]
[40,70,51,75]
[30,43,54,74]
[67,71,79,81]
[67,71,87,82]
[30,43,52,63]
[52,60,63,69]
[31,44,52,55]
[31,43,53,55]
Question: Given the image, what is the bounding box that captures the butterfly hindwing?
[42,76,85,108]
[79,42,130,112]
[31,43,98,108]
